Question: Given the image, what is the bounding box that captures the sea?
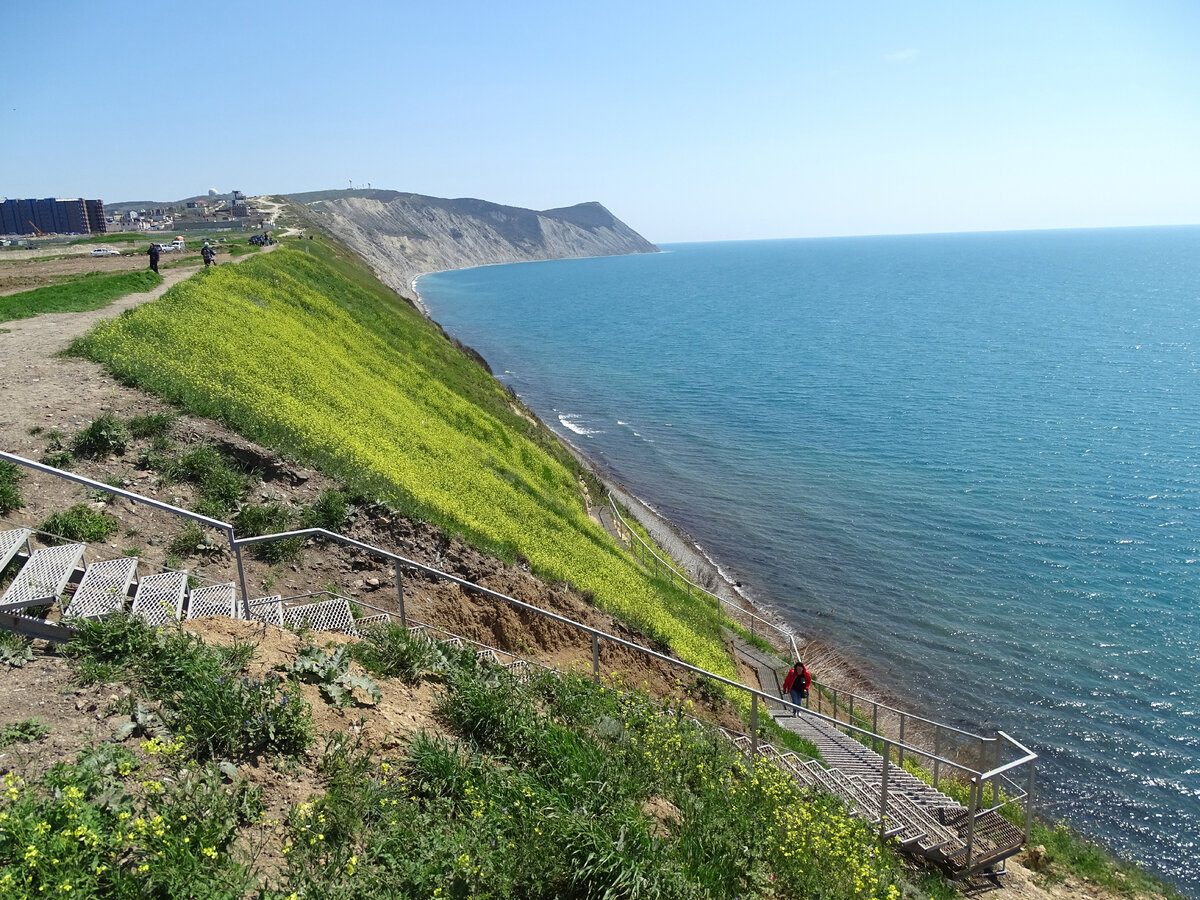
[417,226,1200,897]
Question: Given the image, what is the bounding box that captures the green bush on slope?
[70,249,733,680]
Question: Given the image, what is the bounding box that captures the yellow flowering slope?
[72,249,732,677]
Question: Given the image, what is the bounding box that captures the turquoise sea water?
[419,227,1200,897]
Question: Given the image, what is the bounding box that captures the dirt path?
[0,247,273,452]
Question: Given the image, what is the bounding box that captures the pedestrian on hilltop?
[781,660,811,716]
[147,242,160,274]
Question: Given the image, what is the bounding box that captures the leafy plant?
[0,718,48,748]
[287,645,381,708]
[71,414,130,459]
[39,504,119,543]
[158,445,250,515]
[0,631,34,668]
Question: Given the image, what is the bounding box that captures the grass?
[65,614,311,761]
[277,662,906,900]
[0,460,24,514]
[233,503,302,563]
[70,245,737,685]
[0,270,162,323]
[38,504,119,543]
[0,619,918,899]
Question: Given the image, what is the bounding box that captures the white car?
[91,247,121,256]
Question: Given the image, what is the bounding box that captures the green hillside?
[70,240,733,680]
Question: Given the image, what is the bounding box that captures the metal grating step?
[64,557,138,620]
[352,613,392,634]
[284,596,355,634]
[187,583,240,619]
[0,543,85,611]
[132,571,187,625]
[247,595,284,627]
[0,528,31,571]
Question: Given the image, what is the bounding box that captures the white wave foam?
[558,414,599,436]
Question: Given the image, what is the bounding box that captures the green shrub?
[0,631,33,668]
[287,645,381,708]
[71,414,130,458]
[233,503,302,563]
[39,504,119,543]
[0,460,23,514]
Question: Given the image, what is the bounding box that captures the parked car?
[90,247,121,256]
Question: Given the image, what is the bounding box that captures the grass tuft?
[39,504,119,543]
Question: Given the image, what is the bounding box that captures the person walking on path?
[147,242,160,274]
[781,660,811,715]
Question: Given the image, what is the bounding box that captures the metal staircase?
[755,710,1026,874]
[0,527,376,642]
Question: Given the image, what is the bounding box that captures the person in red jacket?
[781,660,811,715]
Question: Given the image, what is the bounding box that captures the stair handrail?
[606,496,801,660]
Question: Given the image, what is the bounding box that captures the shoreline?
[410,272,904,712]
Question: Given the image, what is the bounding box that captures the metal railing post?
[898,714,905,768]
[750,693,759,758]
[1024,758,1036,843]
[848,694,854,726]
[394,561,407,628]
[933,728,942,789]
[817,687,822,715]
[879,739,891,838]
[230,528,250,617]
[592,633,600,682]
[872,702,879,749]
[964,778,979,872]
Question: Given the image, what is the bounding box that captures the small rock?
[365,577,380,588]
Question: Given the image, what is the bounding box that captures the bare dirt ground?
[0,251,1141,900]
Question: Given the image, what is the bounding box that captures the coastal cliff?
[287,189,659,299]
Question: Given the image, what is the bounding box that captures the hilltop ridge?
[286,189,658,299]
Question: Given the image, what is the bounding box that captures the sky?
[5,1,1199,243]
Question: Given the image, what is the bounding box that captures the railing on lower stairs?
[0,450,1038,879]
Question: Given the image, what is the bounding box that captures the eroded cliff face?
[290,191,658,301]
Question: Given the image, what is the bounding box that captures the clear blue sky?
[5,1,1198,242]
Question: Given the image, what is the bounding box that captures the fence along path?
[0,451,1035,879]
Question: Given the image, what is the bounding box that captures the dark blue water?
[419,228,1200,896]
